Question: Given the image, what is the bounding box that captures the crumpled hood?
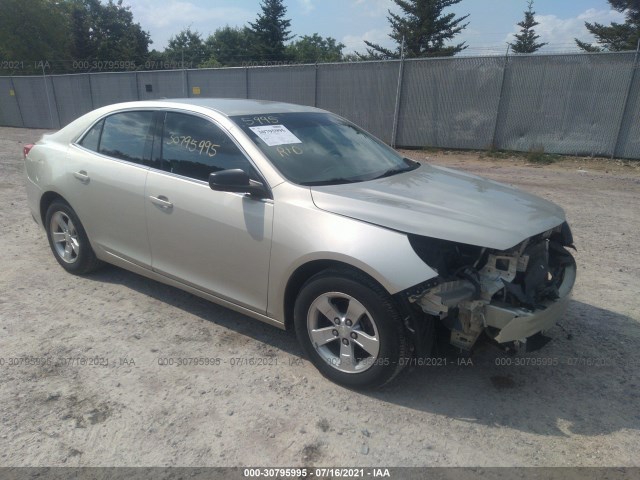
[310,164,566,250]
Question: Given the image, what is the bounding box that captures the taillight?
[23,144,34,160]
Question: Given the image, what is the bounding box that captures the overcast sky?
[125,0,627,55]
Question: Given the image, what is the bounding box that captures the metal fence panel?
[615,63,640,158]
[137,70,185,99]
[495,52,634,156]
[247,65,316,106]
[317,61,399,143]
[51,75,93,126]
[2,53,640,159]
[12,76,60,129]
[89,72,138,108]
[397,56,504,149]
[0,78,23,127]
[186,68,247,98]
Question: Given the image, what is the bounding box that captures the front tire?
[294,269,409,389]
[45,200,102,274]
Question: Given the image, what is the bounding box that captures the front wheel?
[294,269,409,389]
[45,200,102,274]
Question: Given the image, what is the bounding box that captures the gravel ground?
[0,126,639,467]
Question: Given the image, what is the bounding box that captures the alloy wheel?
[307,292,380,373]
[50,211,80,264]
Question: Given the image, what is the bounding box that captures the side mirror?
[209,169,269,198]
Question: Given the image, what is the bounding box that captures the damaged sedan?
[24,99,576,388]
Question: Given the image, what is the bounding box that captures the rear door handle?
[149,195,173,209]
[73,170,90,183]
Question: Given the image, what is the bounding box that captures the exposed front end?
[407,222,576,352]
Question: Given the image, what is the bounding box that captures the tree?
[0,0,150,73]
[510,0,547,53]
[67,0,151,68]
[0,0,72,72]
[205,26,253,66]
[576,0,640,52]
[249,0,293,61]
[286,34,345,63]
[164,28,209,67]
[360,0,469,59]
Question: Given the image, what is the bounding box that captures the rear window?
[78,119,103,151]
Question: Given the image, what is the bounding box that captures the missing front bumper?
[412,235,576,352]
[485,293,572,343]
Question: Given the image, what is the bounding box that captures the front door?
[145,111,273,313]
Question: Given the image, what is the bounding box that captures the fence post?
[41,62,55,129]
[314,62,318,107]
[491,45,511,150]
[87,73,95,110]
[245,68,250,99]
[49,74,60,128]
[182,49,187,97]
[612,40,640,159]
[391,36,405,148]
[9,77,25,128]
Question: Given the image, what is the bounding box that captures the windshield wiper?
[371,161,419,180]
[300,177,359,186]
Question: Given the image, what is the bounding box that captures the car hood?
[310,164,566,250]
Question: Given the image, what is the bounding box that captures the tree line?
[1,0,639,75]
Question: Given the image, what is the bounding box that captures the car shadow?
[86,265,303,352]
[377,300,640,437]
[87,266,639,438]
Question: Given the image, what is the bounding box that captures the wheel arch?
[40,191,68,226]
[282,259,390,331]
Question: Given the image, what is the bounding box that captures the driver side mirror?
[209,169,269,199]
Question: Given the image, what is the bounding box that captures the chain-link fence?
[1,52,639,158]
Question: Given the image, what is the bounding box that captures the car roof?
[157,98,326,116]
[47,98,330,151]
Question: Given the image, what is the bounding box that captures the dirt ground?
[0,126,639,468]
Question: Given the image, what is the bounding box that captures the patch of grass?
[481,143,512,159]
[420,146,443,154]
[301,441,323,463]
[316,418,330,432]
[526,148,560,165]
[482,149,512,159]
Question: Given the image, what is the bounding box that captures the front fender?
[266,183,437,321]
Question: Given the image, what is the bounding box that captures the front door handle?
[73,170,90,183]
[149,195,173,209]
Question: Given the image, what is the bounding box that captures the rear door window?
[98,111,154,166]
[161,112,258,182]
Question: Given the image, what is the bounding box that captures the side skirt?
[99,250,286,330]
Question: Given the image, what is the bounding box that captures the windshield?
[230,112,418,185]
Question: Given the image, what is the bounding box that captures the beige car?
[24,99,576,388]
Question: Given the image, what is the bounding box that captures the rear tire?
[45,200,102,274]
[294,269,409,389]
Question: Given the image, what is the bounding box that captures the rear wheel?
[294,269,409,388]
[45,201,102,274]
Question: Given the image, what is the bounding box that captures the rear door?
[67,111,154,266]
[144,111,273,313]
